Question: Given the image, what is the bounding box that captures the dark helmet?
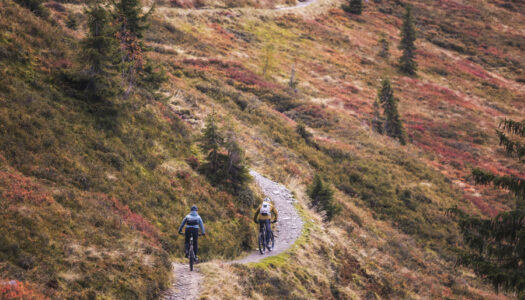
[191,205,198,211]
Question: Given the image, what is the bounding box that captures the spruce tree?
[224,131,250,191]
[398,5,417,75]
[451,119,524,297]
[200,113,223,173]
[81,4,119,101]
[342,0,363,15]
[372,99,384,134]
[378,34,390,58]
[296,123,312,144]
[307,174,341,221]
[113,0,153,95]
[378,79,406,145]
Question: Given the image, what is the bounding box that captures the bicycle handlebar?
[179,232,206,236]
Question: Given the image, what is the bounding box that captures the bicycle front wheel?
[189,249,195,271]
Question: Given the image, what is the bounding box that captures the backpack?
[260,201,271,216]
[186,215,199,226]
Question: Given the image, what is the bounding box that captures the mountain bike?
[180,232,203,271]
[258,221,275,254]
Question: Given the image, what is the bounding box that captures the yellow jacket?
[253,202,278,222]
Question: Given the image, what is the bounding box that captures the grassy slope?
[148,0,522,298]
[0,0,524,299]
[0,1,257,299]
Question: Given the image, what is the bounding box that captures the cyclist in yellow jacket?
[253,197,278,249]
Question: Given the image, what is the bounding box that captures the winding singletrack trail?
[164,170,303,300]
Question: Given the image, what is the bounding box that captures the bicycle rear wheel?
[267,231,274,251]
[258,231,265,254]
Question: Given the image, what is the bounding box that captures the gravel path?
[230,170,303,264]
[164,170,303,299]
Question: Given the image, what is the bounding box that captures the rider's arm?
[253,206,261,223]
[271,206,278,222]
[177,217,187,233]
[198,216,205,234]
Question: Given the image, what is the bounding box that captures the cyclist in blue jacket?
[178,205,205,260]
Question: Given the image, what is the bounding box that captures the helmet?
[191,205,198,211]
[263,197,270,202]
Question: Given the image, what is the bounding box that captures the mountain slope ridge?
[0,0,523,298]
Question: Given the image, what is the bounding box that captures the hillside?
[0,0,524,299]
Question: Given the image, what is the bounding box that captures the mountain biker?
[253,197,278,249]
[178,205,205,261]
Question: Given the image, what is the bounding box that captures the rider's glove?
[178,231,182,235]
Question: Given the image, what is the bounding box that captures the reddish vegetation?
[0,171,54,205]
[432,0,480,14]
[108,196,161,245]
[209,23,235,40]
[0,280,48,300]
[182,58,281,90]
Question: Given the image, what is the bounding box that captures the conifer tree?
[81,4,119,101]
[224,130,250,190]
[307,174,341,221]
[200,113,223,172]
[113,0,153,95]
[378,79,407,145]
[451,119,524,297]
[342,0,363,14]
[398,5,417,75]
[296,123,312,144]
[372,99,384,134]
[378,34,390,58]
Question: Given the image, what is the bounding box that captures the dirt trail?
[164,170,303,299]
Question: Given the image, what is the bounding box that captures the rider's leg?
[184,229,191,257]
[264,219,272,247]
[258,220,266,251]
[191,227,199,256]
[258,220,265,232]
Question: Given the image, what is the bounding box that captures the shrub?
[14,0,49,17]
[307,174,341,221]
[342,0,363,15]
[0,280,47,299]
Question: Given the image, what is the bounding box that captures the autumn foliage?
[0,280,47,300]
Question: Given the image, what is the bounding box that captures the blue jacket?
[178,211,205,234]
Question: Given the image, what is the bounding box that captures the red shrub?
[109,196,160,244]
[0,280,48,300]
[182,58,281,90]
[185,156,200,169]
[0,171,54,204]
[209,23,235,40]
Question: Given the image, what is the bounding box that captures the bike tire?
[267,231,274,251]
[258,232,265,254]
[189,244,195,271]
[189,251,194,271]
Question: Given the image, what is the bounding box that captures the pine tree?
[200,113,223,172]
[398,5,417,75]
[81,4,119,101]
[451,119,524,297]
[378,34,390,58]
[342,0,363,14]
[296,123,312,144]
[378,79,406,145]
[224,131,250,191]
[307,174,341,221]
[113,0,153,96]
[372,99,384,134]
